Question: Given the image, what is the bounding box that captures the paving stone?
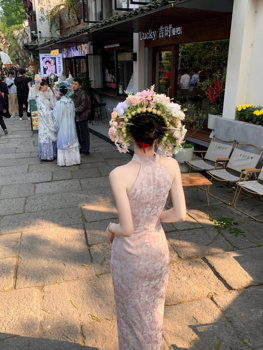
[0,157,40,167]
[0,152,32,159]
[83,198,118,223]
[0,198,25,216]
[82,319,118,350]
[79,162,105,170]
[0,147,17,154]
[80,177,110,190]
[213,287,263,349]
[0,165,28,176]
[28,163,58,173]
[0,288,39,336]
[0,258,16,291]
[166,258,227,305]
[25,192,95,212]
[168,227,233,259]
[163,299,245,350]
[79,153,105,163]
[52,169,73,180]
[90,243,111,275]
[72,168,101,179]
[0,336,83,350]
[0,233,21,257]
[172,213,202,231]
[15,146,36,153]
[35,180,81,194]
[0,183,34,198]
[16,227,93,288]
[0,207,82,234]
[0,172,52,186]
[206,247,263,289]
[40,275,115,343]
[85,219,117,245]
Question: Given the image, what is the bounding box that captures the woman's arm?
[108,167,134,237]
[160,159,186,223]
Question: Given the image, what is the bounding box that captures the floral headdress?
[53,81,73,98]
[108,86,187,156]
[34,74,45,88]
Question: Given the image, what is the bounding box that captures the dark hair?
[40,79,48,87]
[128,114,165,146]
[19,68,25,75]
[59,86,68,95]
[73,77,82,86]
[8,70,14,75]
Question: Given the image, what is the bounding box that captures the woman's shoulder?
[109,160,136,180]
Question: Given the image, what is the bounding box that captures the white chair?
[186,137,235,172]
[232,166,263,222]
[207,143,263,205]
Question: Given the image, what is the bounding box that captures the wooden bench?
[181,173,212,205]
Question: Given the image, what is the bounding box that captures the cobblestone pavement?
[0,116,262,350]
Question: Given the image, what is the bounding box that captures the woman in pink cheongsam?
[107,88,187,350]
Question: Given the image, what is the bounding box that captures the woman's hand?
[106,223,115,244]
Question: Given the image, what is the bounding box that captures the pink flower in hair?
[138,89,154,103]
[126,95,140,106]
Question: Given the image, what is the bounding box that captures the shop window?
[117,52,133,94]
[104,52,117,89]
[83,0,102,22]
[130,0,151,4]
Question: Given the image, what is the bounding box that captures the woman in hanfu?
[53,82,80,167]
[35,78,57,161]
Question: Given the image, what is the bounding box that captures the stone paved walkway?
[0,116,262,350]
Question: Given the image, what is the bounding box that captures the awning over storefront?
[38,0,233,52]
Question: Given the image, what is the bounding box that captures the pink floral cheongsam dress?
[111,153,172,350]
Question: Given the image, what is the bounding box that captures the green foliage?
[181,141,194,149]
[209,217,246,237]
[0,0,26,27]
[184,104,207,130]
[49,0,79,29]
[80,72,94,99]
[179,41,229,75]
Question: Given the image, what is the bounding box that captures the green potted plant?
[174,141,194,172]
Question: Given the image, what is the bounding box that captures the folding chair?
[232,166,263,222]
[207,143,263,205]
[186,137,235,172]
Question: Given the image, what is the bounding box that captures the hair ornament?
[54,81,73,98]
[109,86,187,156]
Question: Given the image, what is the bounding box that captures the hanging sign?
[50,49,59,56]
[139,25,182,41]
[39,54,63,76]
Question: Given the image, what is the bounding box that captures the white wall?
[223,0,263,119]
[33,0,61,42]
[133,33,145,93]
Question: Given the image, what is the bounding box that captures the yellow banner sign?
[50,49,59,56]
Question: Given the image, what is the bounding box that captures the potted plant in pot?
[200,72,225,136]
[174,141,194,173]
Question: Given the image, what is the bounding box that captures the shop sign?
[139,25,182,41]
[39,54,63,76]
[50,49,59,56]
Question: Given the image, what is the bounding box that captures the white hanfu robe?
[35,89,57,161]
[53,96,80,167]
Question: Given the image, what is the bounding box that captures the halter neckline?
[132,153,158,163]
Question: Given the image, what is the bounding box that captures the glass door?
[155,49,173,97]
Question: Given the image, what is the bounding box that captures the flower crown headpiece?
[108,86,187,156]
[34,74,45,88]
[54,81,73,98]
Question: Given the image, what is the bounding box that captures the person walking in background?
[6,70,18,117]
[0,92,8,135]
[14,68,32,120]
[72,77,90,155]
[189,68,200,91]
[53,82,80,167]
[0,75,11,118]
[180,69,190,89]
[107,88,187,349]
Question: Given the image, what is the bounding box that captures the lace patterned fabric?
[111,154,172,350]
[57,140,80,167]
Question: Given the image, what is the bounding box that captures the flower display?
[236,104,263,125]
[108,86,187,156]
